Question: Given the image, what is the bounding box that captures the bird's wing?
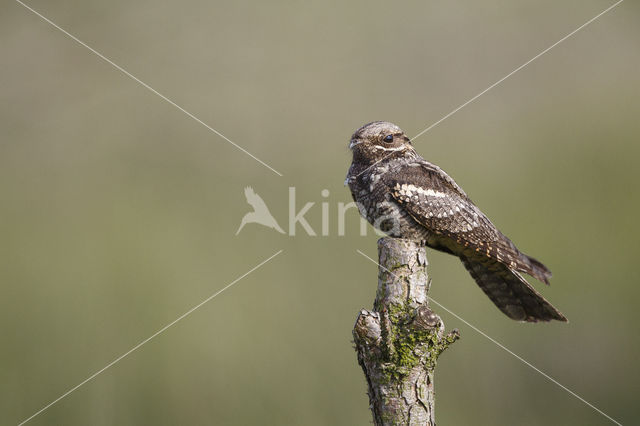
[244,186,268,210]
[386,161,551,283]
[244,186,256,200]
[416,161,468,198]
[384,161,496,240]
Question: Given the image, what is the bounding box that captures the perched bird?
[236,187,285,235]
[346,121,567,322]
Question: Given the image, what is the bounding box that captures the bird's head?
[348,121,414,165]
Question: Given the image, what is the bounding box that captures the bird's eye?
[383,134,393,143]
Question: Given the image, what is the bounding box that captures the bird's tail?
[272,222,285,234]
[460,254,567,322]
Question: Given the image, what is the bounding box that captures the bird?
[236,187,285,235]
[346,121,567,322]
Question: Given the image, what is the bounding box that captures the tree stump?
[353,238,459,425]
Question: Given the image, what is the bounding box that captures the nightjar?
[346,121,566,322]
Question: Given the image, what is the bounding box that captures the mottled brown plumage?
[346,121,566,322]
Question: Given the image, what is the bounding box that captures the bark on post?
[353,238,460,425]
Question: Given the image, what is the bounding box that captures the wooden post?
[353,238,459,425]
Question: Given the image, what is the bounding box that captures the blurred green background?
[2,0,639,424]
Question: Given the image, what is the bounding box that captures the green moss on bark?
[374,302,444,383]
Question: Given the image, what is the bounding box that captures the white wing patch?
[392,182,483,233]
[396,183,447,199]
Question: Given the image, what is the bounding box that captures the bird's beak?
[349,139,362,150]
